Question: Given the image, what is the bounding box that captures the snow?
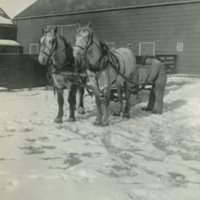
[0,39,20,46]
[0,76,200,200]
[0,16,12,24]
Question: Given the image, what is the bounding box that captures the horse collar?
[86,42,110,73]
[87,54,109,73]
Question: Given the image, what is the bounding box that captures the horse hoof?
[54,117,63,123]
[93,120,102,126]
[142,107,152,112]
[68,117,76,122]
[113,112,121,117]
[122,113,130,119]
[152,109,162,114]
[78,107,85,115]
[101,121,109,127]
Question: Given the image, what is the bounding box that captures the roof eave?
[14,0,200,20]
[0,24,15,27]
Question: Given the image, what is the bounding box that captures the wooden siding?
[0,25,17,40]
[15,3,200,74]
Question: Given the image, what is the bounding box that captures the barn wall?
[0,25,17,40]
[15,3,200,74]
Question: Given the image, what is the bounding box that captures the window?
[29,43,39,54]
[176,42,184,52]
[47,24,77,45]
[106,42,115,49]
[139,42,155,56]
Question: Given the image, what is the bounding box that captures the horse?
[73,22,137,126]
[131,56,167,114]
[38,27,86,123]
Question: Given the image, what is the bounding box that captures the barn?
[14,0,200,74]
[0,7,23,53]
[0,8,46,89]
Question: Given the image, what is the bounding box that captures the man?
[135,55,167,114]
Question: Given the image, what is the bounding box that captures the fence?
[0,54,177,90]
[0,54,47,89]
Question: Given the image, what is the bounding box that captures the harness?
[40,37,57,61]
[74,31,137,86]
[84,40,159,96]
[41,31,160,97]
[40,35,84,89]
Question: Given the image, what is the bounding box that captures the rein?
[75,31,121,76]
[40,38,57,61]
[74,31,154,91]
[41,36,74,70]
[74,32,94,59]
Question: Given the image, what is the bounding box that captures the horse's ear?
[52,26,58,35]
[42,28,45,35]
[87,21,92,28]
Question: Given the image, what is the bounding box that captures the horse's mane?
[58,36,72,50]
[57,35,74,64]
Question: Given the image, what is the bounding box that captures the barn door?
[62,24,77,45]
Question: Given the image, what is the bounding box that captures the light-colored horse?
[73,22,137,126]
[38,27,86,123]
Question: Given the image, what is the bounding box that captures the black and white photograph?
[0,0,200,199]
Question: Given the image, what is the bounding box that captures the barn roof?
[0,39,20,46]
[0,8,13,24]
[14,0,200,19]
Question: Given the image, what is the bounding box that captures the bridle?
[39,34,71,72]
[39,35,57,63]
[74,30,105,72]
[74,31,98,58]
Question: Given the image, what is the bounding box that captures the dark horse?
[38,27,85,123]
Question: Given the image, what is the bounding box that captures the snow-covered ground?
[0,76,200,200]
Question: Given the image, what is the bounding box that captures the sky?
[0,0,37,18]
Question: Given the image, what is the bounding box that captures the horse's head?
[73,22,94,66]
[38,27,57,65]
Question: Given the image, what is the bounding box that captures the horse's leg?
[78,86,85,114]
[113,83,123,116]
[123,82,131,118]
[54,88,64,123]
[68,84,77,122]
[93,95,102,126]
[101,88,110,126]
[143,86,156,112]
[153,70,167,114]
